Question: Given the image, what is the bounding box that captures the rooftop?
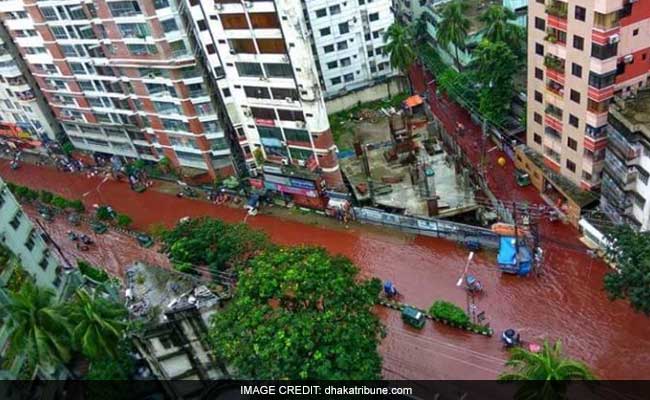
[610,89,650,140]
[125,262,221,324]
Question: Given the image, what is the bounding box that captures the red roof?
[404,95,424,108]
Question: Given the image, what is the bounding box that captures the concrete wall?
[324,76,406,114]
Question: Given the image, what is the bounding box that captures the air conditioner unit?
[245,1,253,8]
[282,55,289,63]
[285,97,293,103]
[260,76,269,81]
[215,4,223,10]
[296,121,306,128]
[281,158,289,165]
[609,34,620,44]
[229,48,237,55]
[147,73,157,79]
[624,54,634,63]
[297,159,306,166]
[243,109,252,117]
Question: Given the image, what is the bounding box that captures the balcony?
[588,85,615,102]
[545,28,567,46]
[608,127,640,161]
[546,3,568,30]
[601,174,632,212]
[546,80,564,98]
[544,54,565,73]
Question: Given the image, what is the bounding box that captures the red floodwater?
[2,159,649,380]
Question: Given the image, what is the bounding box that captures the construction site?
[339,95,479,219]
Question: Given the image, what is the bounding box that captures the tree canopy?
[436,0,470,71]
[162,217,269,274]
[479,5,525,56]
[209,246,383,379]
[500,340,596,399]
[604,226,650,315]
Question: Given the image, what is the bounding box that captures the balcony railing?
[546,4,568,19]
[544,54,565,73]
[608,128,640,161]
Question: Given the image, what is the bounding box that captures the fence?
[353,207,500,249]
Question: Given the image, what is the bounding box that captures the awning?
[327,197,349,209]
[404,95,424,108]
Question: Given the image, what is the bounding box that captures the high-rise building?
[186,0,343,188]
[10,0,237,179]
[303,0,395,98]
[526,0,650,191]
[0,2,62,149]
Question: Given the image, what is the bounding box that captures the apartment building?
[0,2,61,149]
[186,0,343,190]
[303,0,395,98]
[601,89,650,230]
[7,0,237,179]
[526,0,650,191]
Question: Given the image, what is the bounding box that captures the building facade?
[303,0,395,98]
[526,0,650,191]
[186,0,343,188]
[601,89,650,230]
[9,0,237,179]
[0,1,61,150]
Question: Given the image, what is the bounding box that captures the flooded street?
[2,161,650,380]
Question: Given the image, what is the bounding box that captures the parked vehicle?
[515,169,531,187]
[401,306,426,329]
[465,275,483,293]
[90,221,108,234]
[136,233,154,248]
[501,328,521,348]
[38,206,54,222]
[68,212,81,226]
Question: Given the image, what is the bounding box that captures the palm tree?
[411,14,429,44]
[480,5,525,56]
[3,281,72,375]
[384,22,416,93]
[500,340,596,400]
[68,288,128,360]
[436,0,471,71]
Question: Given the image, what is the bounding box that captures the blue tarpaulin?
[498,236,532,276]
[497,237,517,265]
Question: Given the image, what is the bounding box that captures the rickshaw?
[136,233,154,248]
[515,169,531,187]
[401,306,426,329]
[68,212,81,226]
[38,205,54,222]
[465,275,483,293]
[90,220,108,234]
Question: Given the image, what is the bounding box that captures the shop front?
[261,164,328,210]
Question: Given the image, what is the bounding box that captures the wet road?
[2,161,649,380]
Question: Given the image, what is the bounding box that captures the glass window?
[118,23,150,38]
[162,118,189,132]
[284,128,310,142]
[320,27,331,36]
[316,8,327,18]
[339,22,349,34]
[249,13,280,29]
[236,62,264,77]
[154,101,181,115]
[244,86,271,99]
[264,63,292,78]
[337,41,348,50]
[128,44,158,55]
[369,12,379,21]
[271,87,299,101]
[329,5,341,15]
[40,7,58,21]
[161,18,179,33]
[258,126,283,139]
[108,1,141,17]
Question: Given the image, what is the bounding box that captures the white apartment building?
[303,0,395,98]
[186,0,343,187]
[0,1,60,148]
[601,90,650,231]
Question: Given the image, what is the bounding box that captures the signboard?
[289,178,316,190]
[255,118,275,127]
[262,165,283,175]
[265,174,291,185]
[249,178,264,189]
[264,181,318,198]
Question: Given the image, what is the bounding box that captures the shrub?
[429,300,470,327]
[62,142,75,155]
[68,199,85,212]
[6,182,16,193]
[96,206,114,221]
[77,260,109,283]
[147,223,167,239]
[173,262,197,275]
[116,214,132,228]
[13,186,29,200]
[51,196,69,209]
[39,190,54,204]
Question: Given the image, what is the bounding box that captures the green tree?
[116,213,133,228]
[384,22,416,92]
[68,288,127,361]
[500,340,596,399]
[603,226,650,314]
[436,0,470,71]
[3,281,72,375]
[472,40,518,124]
[411,14,429,43]
[210,246,383,379]
[162,217,269,273]
[479,5,524,56]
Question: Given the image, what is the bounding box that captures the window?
[207,44,216,54]
[277,109,304,122]
[329,5,341,15]
[570,90,580,103]
[339,22,349,34]
[251,107,276,120]
[264,63,293,78]
[573,35,584,50]
[534,133,542,144]
[128,44,157,55]
[534,91,543,103]
[591,43,618,60]
[161,19,179,33]
[197,20,208,31]
[271,87,299,101]
[337,41,348,50]
[535,43,544,56]
[40,6,58,21]
[589,70,616,89]
[230,38,256,54]
[249,13,280,29]
[154,0,170,9]
[327,61,338,69]
[566,159,576,172]
[320,27,331,36]
[119,22,150,38]
[331,77,342,85]
[567,137,577,151]
[236,62,263,77]
[25,229,36,251]
[258,126,283,140]
[316,8,326,18]
[535,17,545,31]
[534,112,542,124]
[369,13,379,22]
[633,28,639,36]
[162,118,189,132]
[9,210,22,230]
[340,57,351,67]
[569,114,579,128]
[257,39,285,54]
[244,86,271,99]
[574,6,586,21]
[343,73,354,82]
[280,129,309,143]
[324,44,334,53]
[290,148,313,160]
[51,26,67,39]
[535,68,543,80]
[108,1,141,17]
[221,14,249,29]
[571,63,582,78]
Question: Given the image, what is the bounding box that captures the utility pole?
[479,117,488,177]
